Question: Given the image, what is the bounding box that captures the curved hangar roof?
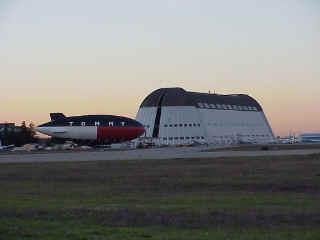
[140,88,263,111]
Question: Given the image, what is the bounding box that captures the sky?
[0,0,319,136]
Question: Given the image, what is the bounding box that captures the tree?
[0,121,38,146]
[27,122,37,143]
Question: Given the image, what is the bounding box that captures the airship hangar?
[136,87,275,146]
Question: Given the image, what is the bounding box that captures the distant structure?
[0,123,15,132]
[136,88,274,145]
[299,133,320,143]
[0,123,17,146]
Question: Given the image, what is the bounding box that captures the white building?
[299,133,320,143]
[136,88,274,145]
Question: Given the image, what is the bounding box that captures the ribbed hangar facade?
[136,88,274,145]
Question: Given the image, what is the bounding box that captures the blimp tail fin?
[50,113,66,121]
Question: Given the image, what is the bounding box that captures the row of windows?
[207,122,264,127]
[162,135,269,140]
[161,135,270,141]
[163,136,205,140]
[211,134,270,138]
[145,123,265,128]
[197,103,258,111]
[143,123,201,128]
[164,123,200,127]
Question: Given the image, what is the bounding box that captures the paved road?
[1,147,320,164]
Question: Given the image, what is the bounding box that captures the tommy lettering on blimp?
[36,113,145,143]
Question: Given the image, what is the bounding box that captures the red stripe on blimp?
[97,126,145,141]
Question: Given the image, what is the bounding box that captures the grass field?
[1,154,320,239]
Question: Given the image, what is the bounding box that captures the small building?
[299,133,320,143]
[0,123,21,134]
[0,123,15,132]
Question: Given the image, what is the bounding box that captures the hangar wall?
[136,88,274,145]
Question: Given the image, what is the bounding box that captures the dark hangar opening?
[152,92,166,138]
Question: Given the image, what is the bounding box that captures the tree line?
[0,122,37,146]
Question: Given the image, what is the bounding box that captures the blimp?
[36,113,145,143]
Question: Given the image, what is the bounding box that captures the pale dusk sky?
[1,0,319,136]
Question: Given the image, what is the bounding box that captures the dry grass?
[1,154,320,228]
